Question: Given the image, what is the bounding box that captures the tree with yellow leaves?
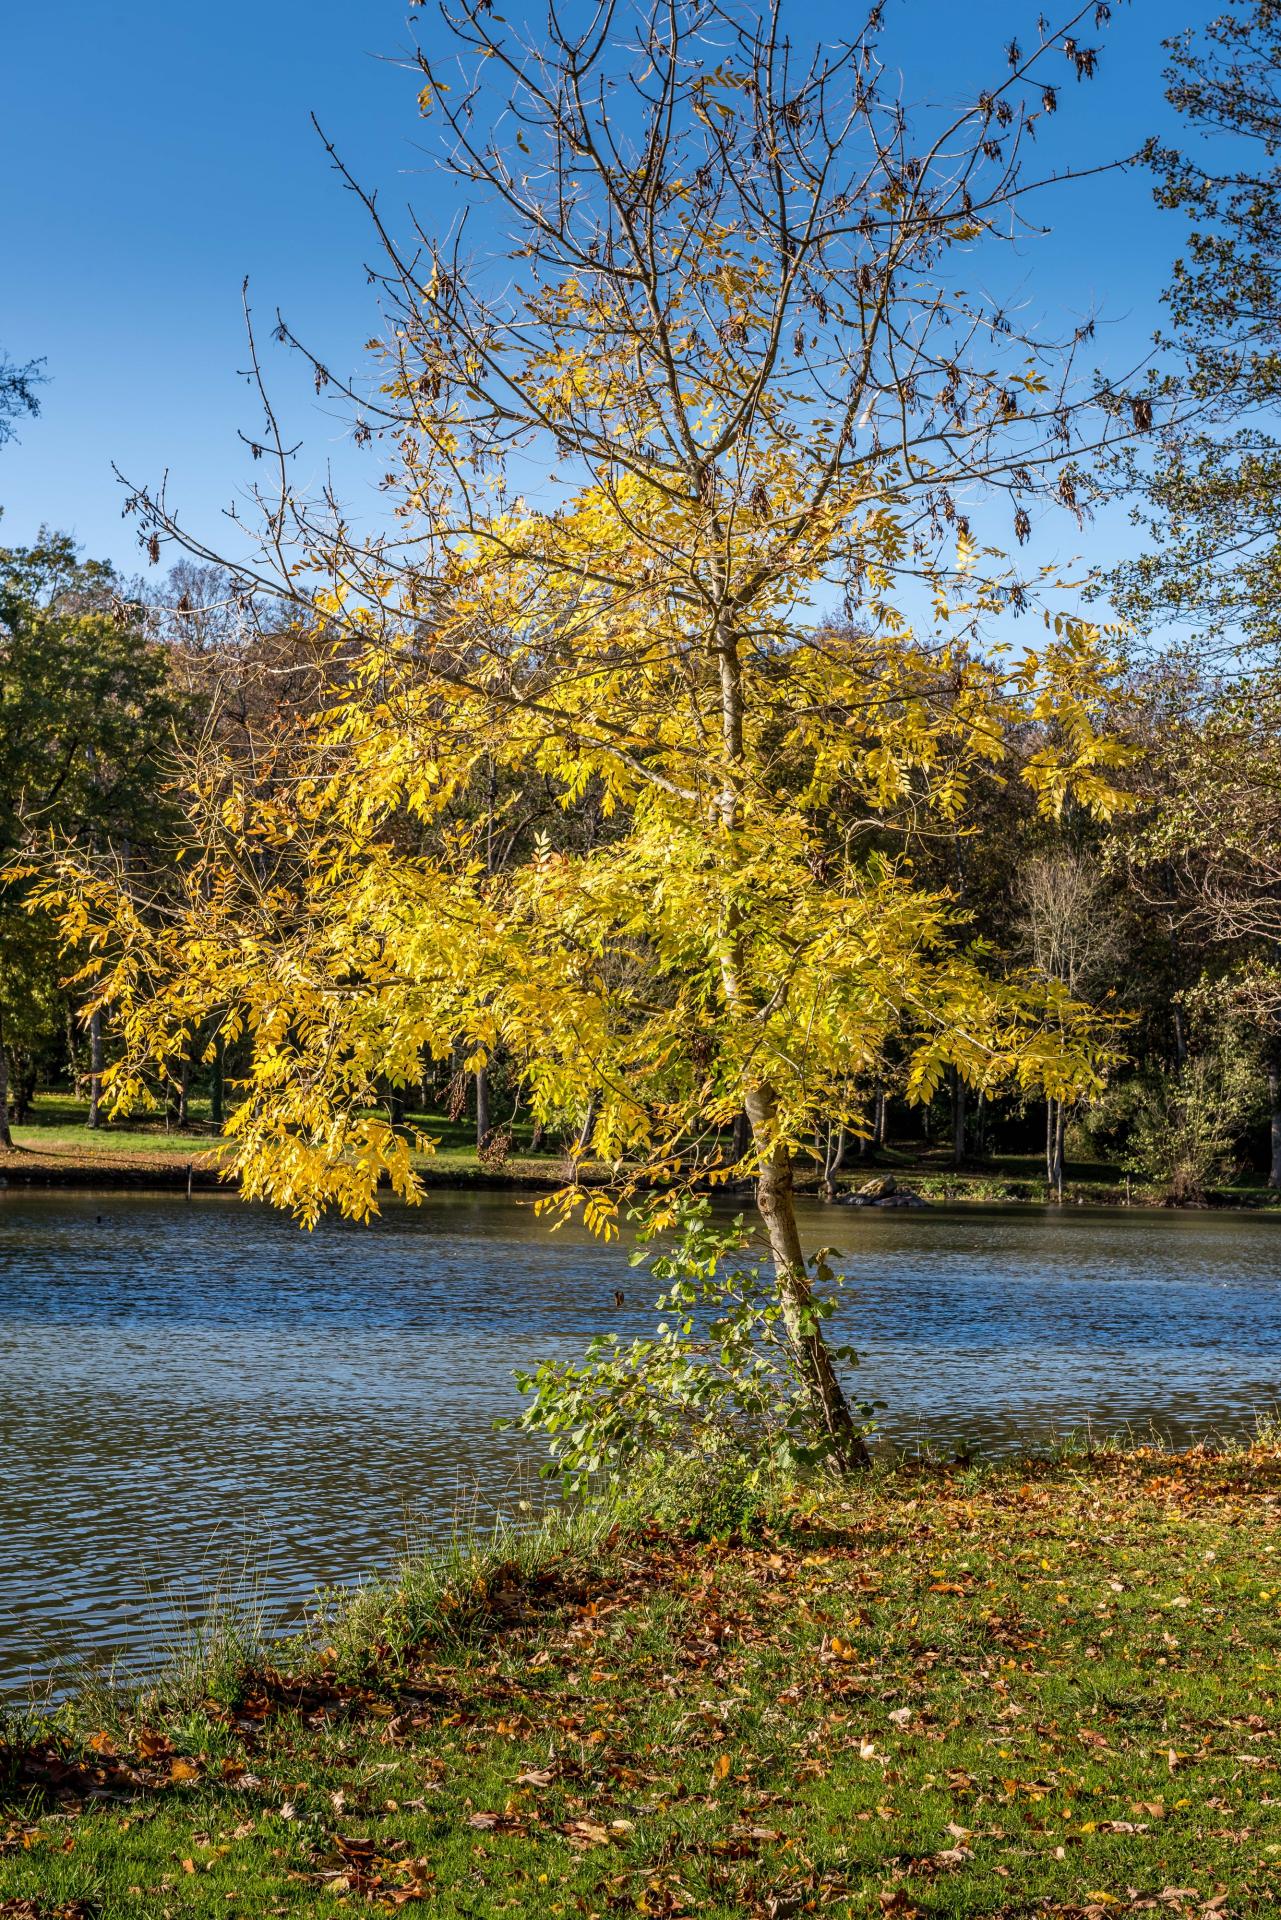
[30,0,1138,1469]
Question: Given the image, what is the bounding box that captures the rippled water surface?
[4,1189,1280,1693]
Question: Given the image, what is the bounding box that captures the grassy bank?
[6,1095,1278,1208]
[1,1097,566,1192]
[5,1444,1281,1917]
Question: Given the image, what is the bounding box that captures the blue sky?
[0,0,1221,580]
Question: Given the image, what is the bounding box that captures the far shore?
[3,1108,1278,1211]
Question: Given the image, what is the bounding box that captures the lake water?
[4,1188,1280,1695]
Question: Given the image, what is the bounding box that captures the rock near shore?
[840,1173,930,1208]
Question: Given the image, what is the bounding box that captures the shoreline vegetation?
[3,1097,1278,1211]
[4,1438,1281,1918]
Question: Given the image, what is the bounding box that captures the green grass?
[9,1093,219,1158]
[6,1444,1281,1917]
[5,1094,565,1179]
[11,1092,1278,1206]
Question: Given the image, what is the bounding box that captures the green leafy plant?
[1122,1047,1257,1203]
[504,1200,875,1497]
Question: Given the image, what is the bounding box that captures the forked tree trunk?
[1046,1098,1066,1199]
[744,1086,870,1471]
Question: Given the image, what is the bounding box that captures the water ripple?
[3,1190,1279,1693]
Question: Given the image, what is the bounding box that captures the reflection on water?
[3,1188,1280,1692]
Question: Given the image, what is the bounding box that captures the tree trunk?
[1268,1055,1281,1192]
[474,1064,491,1149]
[0,1008,12,1151]
[874,1087,887,1150]
[1045,1097,1054,1183]
[87,1008,105,1129]
[951,1072,967,1169]
[210,1037,224,1129]
[575,1092,597,1155]
[65,1005,82,1089]
[744,1086,870,1471]
[12,1055,35,1125]
[731,1107,751,1167]
[1047,1097,1065,1199]
[820,1123,846,1200]
[166,1053,189,1132]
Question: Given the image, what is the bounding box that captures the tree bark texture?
[744,1086,870,1470]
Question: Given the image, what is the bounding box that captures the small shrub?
[1122,1049,1255,1203]
[503,1198,874,1494]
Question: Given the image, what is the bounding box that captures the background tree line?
[7,525,1277,1203]
[5,0,1281,1217]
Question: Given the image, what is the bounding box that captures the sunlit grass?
[10,1092,1276,1203]
[5,1443,1281,1917]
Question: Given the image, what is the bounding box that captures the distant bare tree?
[1018,850,1122,1193]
